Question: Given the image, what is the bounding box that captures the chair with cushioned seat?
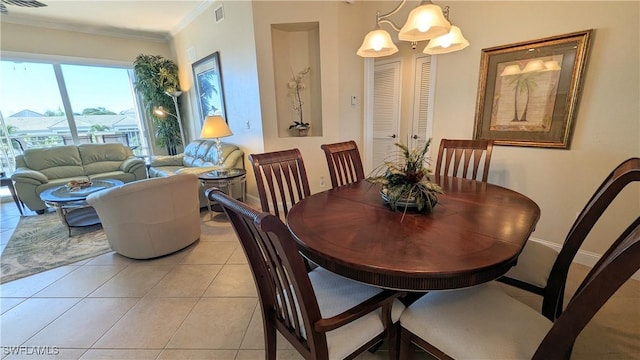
[321,140,365,188]
[434,139,494,182]
[86,173,201,259]
[249,148,311,219]
[208,188,405,360]
[500,157,640,320]
[398,216,640,360]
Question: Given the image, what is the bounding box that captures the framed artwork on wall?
[192,51,227,124]
[473,30,592,148]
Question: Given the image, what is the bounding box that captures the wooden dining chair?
[434,139,494,182]
[321,140,365,188]
[208,188,405,360]
[500,157,640,320]
[249,148,311,218]
[398,216,640,360]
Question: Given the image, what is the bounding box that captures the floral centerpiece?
[287,66,311,136]
[366,139,443,213]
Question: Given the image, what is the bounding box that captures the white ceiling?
[1,0,214,40]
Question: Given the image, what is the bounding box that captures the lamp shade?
[201,115,232,139]
[357,29,399,57]
[423,26,469,55]
[398,4,450,42]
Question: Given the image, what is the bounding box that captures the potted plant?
[287,67,311,137]
[288,120,310,136]
[366,139,443,214]
[133,54,182,155]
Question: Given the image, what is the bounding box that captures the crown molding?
[170,0,215,37]
[1,14,171,42]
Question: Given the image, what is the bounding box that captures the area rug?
[0,212,112,284]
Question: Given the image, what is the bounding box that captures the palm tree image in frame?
[493,56,562,130]
[473,30,592,148]
[192,51,227,124]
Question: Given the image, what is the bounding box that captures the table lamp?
[200,115,233,169]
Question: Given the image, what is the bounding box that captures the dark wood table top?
[287,177,540,291]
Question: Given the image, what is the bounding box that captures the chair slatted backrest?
[321,141,365,188]
[542,157,640,318]
[209,189,328,359]
[533,217,640,359]
[249,149,311,218]
[434,139,494,182]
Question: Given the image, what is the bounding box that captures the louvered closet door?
[410,56,435,156]
[372,59,401,171]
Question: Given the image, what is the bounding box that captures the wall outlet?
[319,176,326,188]
[351,95,357,105]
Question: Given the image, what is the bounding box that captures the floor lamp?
[159,91,187,148]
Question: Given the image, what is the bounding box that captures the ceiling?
[1,0,214,40]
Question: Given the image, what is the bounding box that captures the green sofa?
[12,143,147,213]
[148,139,244,207]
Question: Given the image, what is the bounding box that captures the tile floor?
[0,197,638,359]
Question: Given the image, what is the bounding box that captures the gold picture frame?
[473,30,592,148]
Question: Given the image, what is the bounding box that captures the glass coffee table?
[199,169,247,220]
[39,179,124,236]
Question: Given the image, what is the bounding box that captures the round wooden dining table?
[286,177,540,291]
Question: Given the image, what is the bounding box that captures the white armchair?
[86,173,201,259]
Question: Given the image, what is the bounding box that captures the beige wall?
[358,1,639,255]
[170,1,263,197]
[0,22,172,62]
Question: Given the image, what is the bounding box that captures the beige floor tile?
[93,297,197,349]
[573,297,640,355]
[88,265,173,298]
[129,245,192,265]
[157,349,237,359]
[166,297,256,349]
[2,347,86,360]
[203,264,257,297]
[145,264,222,298]
[0,266,79,297]
[0,298,80,346]
[240,305,295,350]
[226,247,248,264]
[33,266,124,298]
[0,297,26,314]
[179,242,238,265]
[23,298,139,348]
[83,252,135,267]
[79,349,160,359]
[236,349,304,360]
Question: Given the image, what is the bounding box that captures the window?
[0,59,150,172]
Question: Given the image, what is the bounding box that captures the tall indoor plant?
[133,54,182,155]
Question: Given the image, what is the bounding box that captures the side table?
[1,175,24,215]
[199,169,247,220]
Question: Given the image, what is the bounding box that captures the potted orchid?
[287,67,311,136]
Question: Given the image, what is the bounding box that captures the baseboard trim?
[529,236,640,281]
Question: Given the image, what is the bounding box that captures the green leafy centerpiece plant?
[367,139,443,214]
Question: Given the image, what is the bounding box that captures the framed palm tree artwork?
[192,51,227,124]
[473,30,592,148]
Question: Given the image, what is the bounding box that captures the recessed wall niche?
[271,22,323,137]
